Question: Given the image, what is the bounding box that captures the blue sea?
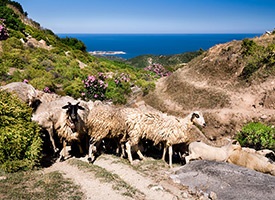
[58,33,262,59]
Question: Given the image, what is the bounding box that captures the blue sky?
[15,0,275,34]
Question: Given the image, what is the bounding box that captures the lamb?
[123,110,206,168]
[0,82,37,107]
[185,140,241,164]
[86,103,127,163]
[32,96,90,160]
[228,148,275,176]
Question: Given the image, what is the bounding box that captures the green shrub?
[236,122,275,151]
[0,91,42,172]
[241,39,258,56]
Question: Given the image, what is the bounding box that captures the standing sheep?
[32,96,90,160]
[123,110,206,168]
[185,140,241,163]
[87,103,127,163]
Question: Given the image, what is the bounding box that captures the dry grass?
[0,169,83,200]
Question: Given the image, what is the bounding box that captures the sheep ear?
[62,105,69,109]
[78,105,85,110]
[191,113,200,121]
[76,102,85,110]
[62,102,71,109]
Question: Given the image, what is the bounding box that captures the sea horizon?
[58,33,262,59]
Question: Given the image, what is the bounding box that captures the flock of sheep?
[1,82,275,176]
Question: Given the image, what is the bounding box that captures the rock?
[170,160,275,200]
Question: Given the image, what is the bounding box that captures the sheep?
[184,140,241,164]
[32,96,90,160]
[227,148,275,176]
[86,103,127,163]
[0,82,37,106]
[242,147,275,163]
[123,110,206,168]
[57,101,88,161]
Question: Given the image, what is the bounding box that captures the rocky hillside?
[142,32,275,143]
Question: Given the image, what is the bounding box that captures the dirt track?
[44,155,199,200]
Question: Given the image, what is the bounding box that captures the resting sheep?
[185,140,241,164]
[0,82,37,107]
[228,148,275,176]
[242,147,275,162]
[123,110,206,168]
[86,103,126,163]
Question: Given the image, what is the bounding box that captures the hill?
[0,0,156,104]
[143,32,275,143]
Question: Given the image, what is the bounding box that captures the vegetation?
[239,38,275,80]
[236,122,275,151]
[127,49,204,71]
[0,91,42,172]
[0,170,83,199]
[0,1,158,104]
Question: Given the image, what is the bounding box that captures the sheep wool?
[123,109,206,168]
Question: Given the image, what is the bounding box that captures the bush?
[0,91,42,172]
[82,73,108,101]
[241,39,258,56]
[236,122,275,151]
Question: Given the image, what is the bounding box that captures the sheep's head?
[191,111,206,127]
[62,102,85,123]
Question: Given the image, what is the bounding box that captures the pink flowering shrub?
[114,73,130,86]
[0,19,9,40]
[43,87,51,93]
[82,72,132,104]
[144,63,172,77]
[83,72,108,101]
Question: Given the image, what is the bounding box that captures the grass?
[67,158,143,198]
[0,169,83,200]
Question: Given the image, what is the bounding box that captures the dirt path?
[93,155,185,200]
[43,154,195,200]
[44,159,132,200]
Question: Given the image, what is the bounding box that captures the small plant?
[236,122,275,151]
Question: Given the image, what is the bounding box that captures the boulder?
[170,160,275,200]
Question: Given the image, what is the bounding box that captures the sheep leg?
[88,138,97,163]
[137,149,146,160]
[47,126,59,154]
[185,154,193,164]
[77,141,84,155]
[59,139,67,162]
[120,143,126,158]
[162,146,167,161]
[168,146,173,168]
[125,141,133,164]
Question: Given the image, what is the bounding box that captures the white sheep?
[32,96,90,161]
[242,147,275,162]
[86,103,127,163]
[123,110,206,168]
[185,140,241,164]
[0,82,37,106]
[228,148,275,176]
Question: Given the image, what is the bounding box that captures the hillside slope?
[143,33,275,142]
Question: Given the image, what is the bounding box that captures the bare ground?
[43,154,201,200]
